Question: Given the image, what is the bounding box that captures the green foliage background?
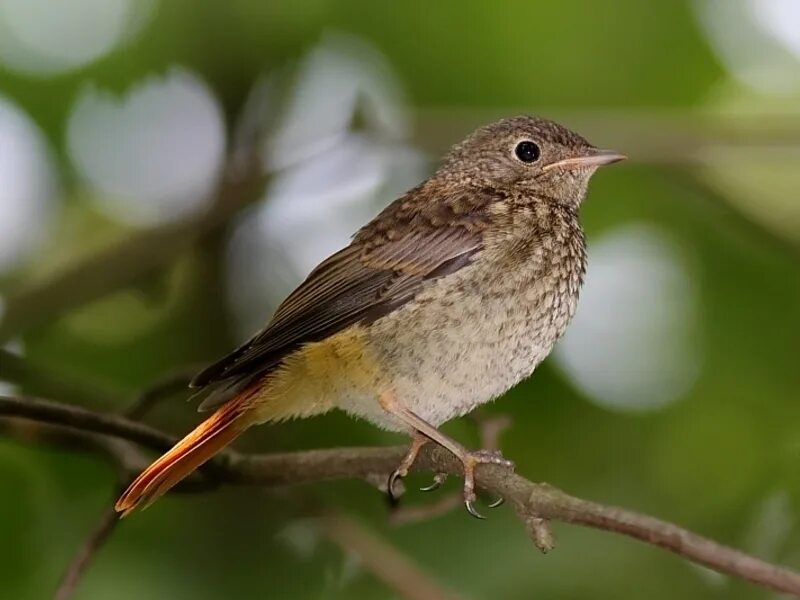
[0,2,798,598]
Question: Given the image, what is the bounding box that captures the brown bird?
[115,115,625,518]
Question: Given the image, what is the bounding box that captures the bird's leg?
[387,431,448,498]
[387,431,429,502]
[379,391,514,519]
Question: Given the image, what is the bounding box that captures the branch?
[0,395,176,453]
[2,395,799,596]
[40,372,199,600]
[54,507,120,600]
[317,511,462,600]
[412,108,800,166]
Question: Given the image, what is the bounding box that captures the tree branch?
[1,394,799,596]
[0,395,176,453]
[412,108,800,166]
[317,511,462,600]
[54,506,120,600]
[35,371,201,600]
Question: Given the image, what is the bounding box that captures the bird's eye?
[514,141,540,163]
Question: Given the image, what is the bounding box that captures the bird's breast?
[349,236,585,429]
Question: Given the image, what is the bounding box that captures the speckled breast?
[358,219,586,430]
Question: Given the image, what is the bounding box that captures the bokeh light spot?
[695,0,800,93]
[554,224,700,412]
[67,68,226,227]
[0,96,57,273]
[227,35,423,338]
[0,0,154,76]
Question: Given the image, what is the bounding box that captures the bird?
[115,115,625,519]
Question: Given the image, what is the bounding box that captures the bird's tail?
[115,393,254,517]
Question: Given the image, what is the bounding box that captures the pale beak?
[542,148,627,172]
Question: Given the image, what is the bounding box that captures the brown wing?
[190,185,495,407]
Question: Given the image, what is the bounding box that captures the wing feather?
[190,185,496,408]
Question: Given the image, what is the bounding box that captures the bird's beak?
[543,148,627,172]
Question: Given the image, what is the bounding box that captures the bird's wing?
[191,186,495,409]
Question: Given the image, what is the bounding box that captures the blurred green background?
[1,1,799,598]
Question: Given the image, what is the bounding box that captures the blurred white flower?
[695,0,800,93]
[0,0,154,76]
[226,34,423,338]
[265,134,392,273]
[0,96,57,273]
[554,224,700,412]
[754,0,800,57]
[694,0,800,245]
[267,31,409,170]
[67,68,226,227]
[228,136,426,338]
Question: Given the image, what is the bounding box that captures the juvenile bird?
[116,115,625,518]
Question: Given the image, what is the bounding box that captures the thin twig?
[0,395,177,452]
[0,371,196,600]
[122,366,197,420]
[318,511,462,600]
[54,507,120,600]
[412,108,800,165]
[472,411,512,451]
[1,394,799,596]
[54,368,206,600]
[50,370,201,600]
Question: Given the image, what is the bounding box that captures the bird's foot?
[460,449,514,519]
[390,444,513,519]
[382,406,514,519]
[387,432,429,502]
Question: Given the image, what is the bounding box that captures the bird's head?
[439,115,625,210]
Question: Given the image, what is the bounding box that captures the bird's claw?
[420,472,447,492]
[465,497,487,519]
[487,496,505,508]
[387,442,513,519]
[387,434,428,503]
[461,449,514,520]
[387,467,407,503]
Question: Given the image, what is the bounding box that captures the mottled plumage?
[190,182,493,408]
[116,115,624,517]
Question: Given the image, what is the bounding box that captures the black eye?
[514,140,540,163]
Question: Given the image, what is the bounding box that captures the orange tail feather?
[115,396,253,516]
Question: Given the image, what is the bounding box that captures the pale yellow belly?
[247,324,388,426]
[249,250,580,433]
